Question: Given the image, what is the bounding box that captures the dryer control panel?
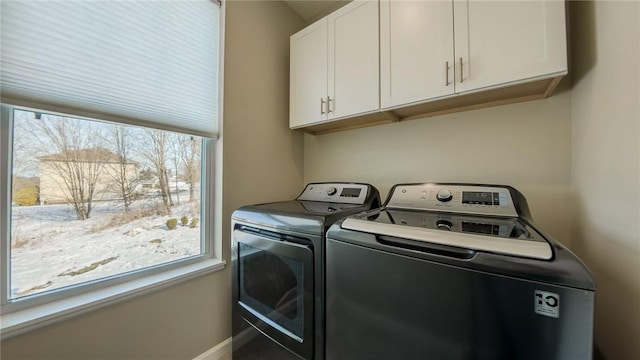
[297,183,372,204]
[386,184,518,217]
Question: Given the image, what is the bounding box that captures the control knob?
[327,186,338,196]
[436,220,453,231]
[436,189,453,202]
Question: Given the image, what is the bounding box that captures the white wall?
[569,2,640,359]
[0,2,305,359]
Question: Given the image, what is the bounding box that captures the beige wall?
[0,275,228,360]
[0,1,304,359]
[304,2,640,359]
[569,2,640,359]
[39,161,138,205]
[4,1,638,359]
[222,1,305,213]
[304,88,574,244]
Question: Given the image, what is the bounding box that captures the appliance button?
[436,220,453,231]
[436,189,453,202]
[327,186,338,196]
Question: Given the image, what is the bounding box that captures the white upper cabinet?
[453,0,567,94]
[292,0,568,134]
[290,0,379,128]
[290,19,328,128]
[328,1,380,119]
[380,1,455,108]
[381,0,567,109]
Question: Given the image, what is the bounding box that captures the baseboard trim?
[193,337,232,360]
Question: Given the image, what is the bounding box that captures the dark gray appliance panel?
[234,228,314,359]
[325,239,594,360]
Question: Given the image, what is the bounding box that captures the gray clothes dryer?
[232,182,380,360]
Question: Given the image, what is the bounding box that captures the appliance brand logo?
[534,290,560,318]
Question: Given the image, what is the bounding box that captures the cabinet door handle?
[327,96,333,113]
[459,57,464,83]
[445,61,450,86]
[320,98,326,115]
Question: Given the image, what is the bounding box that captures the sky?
[11,108,202,179]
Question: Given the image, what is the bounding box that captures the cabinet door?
[453,0,567,94]
[328,0,379,119]
[380,0,454,108]
[290,18,328,128]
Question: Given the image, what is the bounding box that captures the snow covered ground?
[10,196,201,298]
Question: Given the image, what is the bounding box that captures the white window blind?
[1,0,220,137]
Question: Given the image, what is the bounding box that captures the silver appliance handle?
[445,61,450,86]
[341,218,552,260]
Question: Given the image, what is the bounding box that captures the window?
[0,0,223,335]
[8,107,209,299]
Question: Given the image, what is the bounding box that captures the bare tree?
[11,111,46,203]
[178,136,201,202]
[34,115,108,220]
[140,130,173,214]
[171,135,181,206]
[12,110,44,178]
[106,126,139,212]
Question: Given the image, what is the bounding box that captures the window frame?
[0,0,226,339]
[0,104,224,338]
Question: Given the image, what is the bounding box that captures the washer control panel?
[297,183,371,204]
[386,184,518,217]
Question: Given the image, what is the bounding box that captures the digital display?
[340,188,362,198]
[462,191,500,205]
[462,222,499,235]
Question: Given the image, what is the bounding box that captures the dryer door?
[234,228,314,359]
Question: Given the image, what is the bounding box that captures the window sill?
[0,258,226,339]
